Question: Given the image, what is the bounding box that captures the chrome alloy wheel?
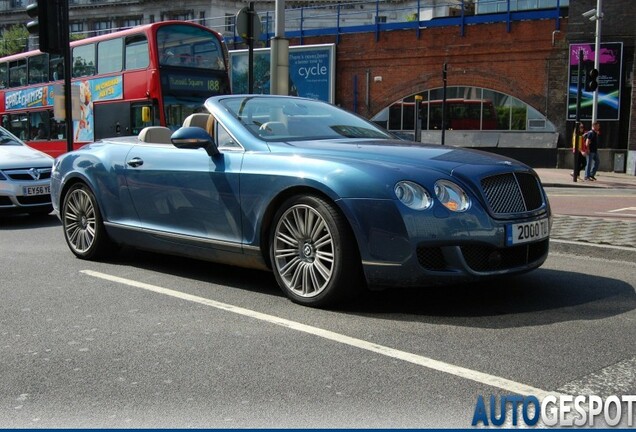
[273,204,335,298]
[63,187,97,254]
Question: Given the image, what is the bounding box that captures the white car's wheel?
[270,195,362,307]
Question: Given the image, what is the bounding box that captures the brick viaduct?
[294,19,568,135]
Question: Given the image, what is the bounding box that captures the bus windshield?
[157,24,225,70]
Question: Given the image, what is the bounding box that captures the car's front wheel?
[270,195,362,307]
[62,183,115,260]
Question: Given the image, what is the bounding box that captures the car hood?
[0,145,53,169]
[268,139,528,173]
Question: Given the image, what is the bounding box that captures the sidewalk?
[535,168,636,190]
[534,169,636,251]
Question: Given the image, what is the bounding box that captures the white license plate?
[506,218,550,246]
[23,185,50,196]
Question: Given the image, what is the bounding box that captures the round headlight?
[394,181,432,210]
[434,180,470,212]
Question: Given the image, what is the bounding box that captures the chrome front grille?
[3,167,52,181]
[481,172,544,215]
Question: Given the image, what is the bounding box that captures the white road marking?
[607,207,636,213]
[595,212,636,218]
[82,269,556,398]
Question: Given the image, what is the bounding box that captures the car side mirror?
[171,126,220,157]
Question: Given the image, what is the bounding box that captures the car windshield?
[0,127,24,146]
[218,96,392,141]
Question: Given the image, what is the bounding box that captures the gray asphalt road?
[1,214,635,428]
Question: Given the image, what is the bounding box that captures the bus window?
[49,114,67,140]
[28,54,48,85]
[9,59,27,87]
[50,55,64,81]
[0,62,7,89]
[98,38,123,74]
[125,35,149,70]
[29,111,51,140]
[7,114,28,139]
[73,44,96,77]
[157,24,225,70]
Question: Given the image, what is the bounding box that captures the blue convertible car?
[51,95,551,307]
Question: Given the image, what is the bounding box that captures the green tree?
[0,25,29,57]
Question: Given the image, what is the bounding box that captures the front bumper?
[339,197,550,288]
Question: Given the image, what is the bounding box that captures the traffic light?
[585,68,599,92]
[26,0,64,54]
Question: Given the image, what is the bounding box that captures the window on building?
[70,21,84,38]
[121,18,142,29]
[376,86,555,132]
[94,20,112,36]
[168,13,191,21]
[225,13,236,32]
[98,38,123,74]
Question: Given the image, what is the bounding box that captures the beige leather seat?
[183,113,214,136]
[138,126,173,144]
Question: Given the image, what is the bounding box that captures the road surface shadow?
[108,247,635,328]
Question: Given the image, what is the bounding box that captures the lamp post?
[583,0,603,123]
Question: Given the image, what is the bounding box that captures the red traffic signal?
[585,68,599,92]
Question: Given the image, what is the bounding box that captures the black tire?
[269,194,362,307]
[61,183,116,260]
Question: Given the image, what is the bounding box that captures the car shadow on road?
[109,248,635,328]
[0,213,60,230]
[346,269,636,328]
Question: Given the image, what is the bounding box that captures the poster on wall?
[229,44,335,103]
[567,42,622,121]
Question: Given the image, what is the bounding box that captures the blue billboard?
[229,44,335,103]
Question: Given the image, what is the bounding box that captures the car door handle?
[127,157,144,167]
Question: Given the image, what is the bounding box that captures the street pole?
[441,63,447,146]
[591,0,602,123]
[247,1,254,94]
[269,0,289,95]
[574,49,584,183]
[60,0,72,153]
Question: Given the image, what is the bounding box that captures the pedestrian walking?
[584,121,600,181]
[571,123,587,179]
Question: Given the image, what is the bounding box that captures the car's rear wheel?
[270,195,362,307]
[62,183,115,260]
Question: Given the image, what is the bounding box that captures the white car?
[0,126,53,215]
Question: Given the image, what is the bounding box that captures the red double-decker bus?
[0,21,230,157]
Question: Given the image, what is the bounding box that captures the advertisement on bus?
[4,75,123,142]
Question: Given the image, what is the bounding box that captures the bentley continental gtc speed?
[51,95,551,307]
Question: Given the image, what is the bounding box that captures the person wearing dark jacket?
[584,121,600,181]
